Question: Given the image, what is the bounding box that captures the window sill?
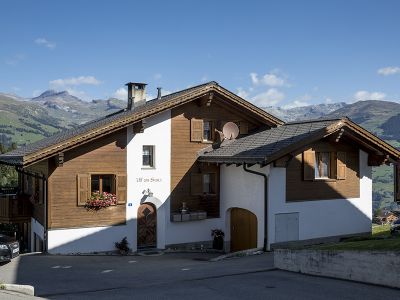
[141,167,156,170]
[313,178,337,182]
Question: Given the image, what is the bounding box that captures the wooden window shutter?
[191,119,203,142]
[116,174,127,204]
[77,174,90,206]
[190,173,203,195]
[303,150,315,181]
[336,152,347,180]
[239,122,249,135]
[394,160,400,202]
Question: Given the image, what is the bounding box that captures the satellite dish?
[222,122,239,140]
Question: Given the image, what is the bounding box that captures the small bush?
[115,237,130,254]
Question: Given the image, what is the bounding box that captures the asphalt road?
[0,252,399,299]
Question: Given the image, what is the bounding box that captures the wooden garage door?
[137,203,157,249]
[230,208,257,252]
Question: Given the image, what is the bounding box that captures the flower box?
[85,191,117,211]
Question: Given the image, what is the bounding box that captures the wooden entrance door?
[230,208,257,252]
[137,203,157,248]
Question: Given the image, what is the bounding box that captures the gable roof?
[0,81,283,167]
[198,117,400,165]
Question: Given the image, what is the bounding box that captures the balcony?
[0,190,32,223]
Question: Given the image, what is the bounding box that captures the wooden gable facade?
[170,94,270,217]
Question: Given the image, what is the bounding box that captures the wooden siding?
[47,129,127,229]
[286,140,360,202]
[171,98,266,217]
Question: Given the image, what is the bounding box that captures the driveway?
[0,252,399,299]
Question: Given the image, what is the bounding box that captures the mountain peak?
[34,89,71,99]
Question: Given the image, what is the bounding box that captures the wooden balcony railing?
[0,192,32,222]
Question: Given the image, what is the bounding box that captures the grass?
[309,225,400,251]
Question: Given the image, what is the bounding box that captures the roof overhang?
[198,118,400,166]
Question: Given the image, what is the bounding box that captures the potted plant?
[115,237,130,255]
[211,229,224,250]
[85,191,117,211]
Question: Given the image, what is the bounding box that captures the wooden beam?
[133,120,146,134]
[335,128,344,142]
[368,154,389,166]
[56,152,64,167]
[206,92,214,107]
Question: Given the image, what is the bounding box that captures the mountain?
[0,90,126,146]
[265,102,348,122]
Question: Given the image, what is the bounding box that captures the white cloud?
[237,87,249,99]
[377,66,400,76]
[113,88,127,100]
[49,76,101,88]
[66,88,89,100]
[325,97,333,104]
[282,100,310,109]
[250,71,286,87]
[353,90,386,101]
[251,88,285,107]
[34,38,56,49]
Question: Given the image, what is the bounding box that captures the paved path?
[0,252,399,299]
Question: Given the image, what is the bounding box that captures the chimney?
[125,82,147,110]
[157,87,162,99]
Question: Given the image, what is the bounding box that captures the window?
[202,173,216,194]
[91,174,115,193]
[203,121,213,141]
[303,150,347,181]
[78,173,127,206]
[143,145,155,167]
[315,152,330,179]
[190,119,214,142]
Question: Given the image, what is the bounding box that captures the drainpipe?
[242,163,269,252]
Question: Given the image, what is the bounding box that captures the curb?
[210,247,264,261]
[1,284,35,296]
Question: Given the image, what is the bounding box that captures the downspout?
[242,163,269,251]
[15,167,48,253]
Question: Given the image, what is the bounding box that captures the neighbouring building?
[0,81,399,254]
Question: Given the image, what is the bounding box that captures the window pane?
[203,121,212,141]
[315,152,330,178]
[102,175,113,193]
[320,153,329,177]
[143,145,154,167]
[202,173,216,194]
[91,175,100,192]
[203,174,210,193]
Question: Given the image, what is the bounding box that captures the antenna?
[222,122,239,140]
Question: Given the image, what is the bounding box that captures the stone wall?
[274,249,400,289]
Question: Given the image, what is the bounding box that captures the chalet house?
[0,81,399,254]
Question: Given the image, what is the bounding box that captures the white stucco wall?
[30,217,44,251]
[219,164,267,249]
[126,110,171,251]
[268,149,372,248]
[48,225,130,254]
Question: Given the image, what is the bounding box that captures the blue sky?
[1,0,400,108]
